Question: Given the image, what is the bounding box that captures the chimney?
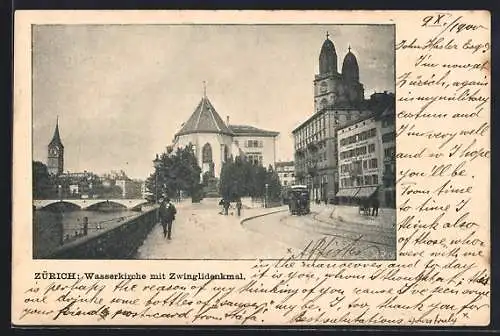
[226,116,230,126]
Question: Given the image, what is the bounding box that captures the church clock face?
[50,147,58,156]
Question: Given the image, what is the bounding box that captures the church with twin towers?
[293,32,395,204]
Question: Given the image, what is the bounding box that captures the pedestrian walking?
[218,198,225,215]
[236,198,242,217]
[371,197,380,217]
[223,199,230,216]
[362,198,371,216]
[159,196,177,240]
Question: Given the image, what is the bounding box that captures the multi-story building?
[229,125,279,169]
[336,93,395,207]
[275,161,295,187]
[379,101,396,208]
[292,34,372,202]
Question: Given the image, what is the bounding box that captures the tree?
[33,161,56,199]
[265,165,282,201]
[145,145,202,202]
[101,185,123,199]
[218,156,282,202]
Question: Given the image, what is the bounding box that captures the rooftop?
[229,124,279,137]
[337,106,395,131]
[176,96,233,137]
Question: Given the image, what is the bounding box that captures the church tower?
[47,118,64,176]
[314,33,364,113]
[341,46,364,106]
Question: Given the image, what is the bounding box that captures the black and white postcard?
[12,10,490,326]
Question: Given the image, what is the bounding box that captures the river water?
[33,209,139,258]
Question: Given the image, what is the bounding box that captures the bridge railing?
[41,207,159,259]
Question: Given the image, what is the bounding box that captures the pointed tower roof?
[49,117,64,148]
[319,32,338,75]
[175,95,234,137]
[342,46,360,82]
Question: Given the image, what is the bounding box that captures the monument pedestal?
[203,177,220,198]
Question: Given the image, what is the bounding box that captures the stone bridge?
[33,199,149,211]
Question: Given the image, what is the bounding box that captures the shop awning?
[356,186,378,198]
[335,188,360,197]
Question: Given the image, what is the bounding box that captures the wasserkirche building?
[292,33,387,203]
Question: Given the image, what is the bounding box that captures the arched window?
[202,143,212,163]
[224,145,229,162]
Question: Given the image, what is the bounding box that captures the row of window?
[276,166,294,172]
[296,115,327,141]
[340,158,378,173]
[339,143,376,159]
[296,129,328,150]
[247,154,263,166]
[339,128,377,147]
[281,173,295,178]
[341,174,379,188]
[245,140,264,148]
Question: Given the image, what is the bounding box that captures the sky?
[33,24,394,180]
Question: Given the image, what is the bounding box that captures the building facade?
[47,118,64,176]
[229,125,278,169]
[172,93,279,178]
[379,102,396,208]
[57,171,100,199]
[275,161,295,187]
[336,95,395,207]
[292,34,371,202]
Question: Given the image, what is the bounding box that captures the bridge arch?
[40,201,82,212]
[85,200,128,211]
[34,198,149,211]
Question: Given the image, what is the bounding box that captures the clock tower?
[47,118,64,176]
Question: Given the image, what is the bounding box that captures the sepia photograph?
[32,24,396,260]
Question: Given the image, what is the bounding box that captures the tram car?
[287,185,311,216]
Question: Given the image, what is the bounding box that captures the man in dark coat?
[159,197,177,240]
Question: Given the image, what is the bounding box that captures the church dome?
[342,47,359,82]
[319,34,338,75]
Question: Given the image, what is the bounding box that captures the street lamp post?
[153,154,162,204]
[265,183,269,208]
